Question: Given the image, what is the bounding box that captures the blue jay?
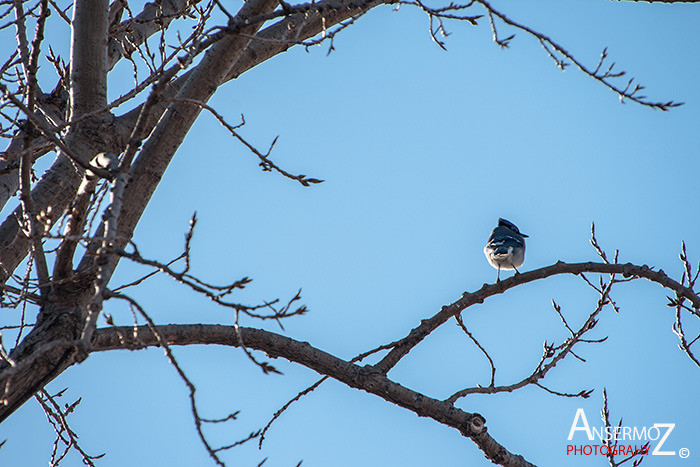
[484,218,528,282]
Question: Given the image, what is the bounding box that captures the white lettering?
[651,423,675,456]
[568,409,593,441]
[591,426,605,441]
[633,426,647,440]
[622,426,631,440]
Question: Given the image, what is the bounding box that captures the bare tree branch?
[373,261,699,374]
[18,0,51,298]
[475,0,682,110]
[0,2,694,466]
[91,324,536,467]
[35,389,105,466]
[448,280,611,403]
[108,0,197,70]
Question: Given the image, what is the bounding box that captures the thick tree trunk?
[0,0,281,424]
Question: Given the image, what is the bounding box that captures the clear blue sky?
[2,1,700,466]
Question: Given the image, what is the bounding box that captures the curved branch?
[108,0,195,70]
[0,0,387,427]
[476,0,682,110]
[373,261,699,373]
[91,324,535,467]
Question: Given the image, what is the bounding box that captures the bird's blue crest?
[497,218,528,237]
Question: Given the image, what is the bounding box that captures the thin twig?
[455,314,495,387]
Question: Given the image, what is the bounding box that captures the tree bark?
[0,0,390,287]
[0,0,280,424]
[92,324,536,467]
[0,0,111,422]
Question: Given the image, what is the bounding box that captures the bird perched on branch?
[484,218,528,282]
